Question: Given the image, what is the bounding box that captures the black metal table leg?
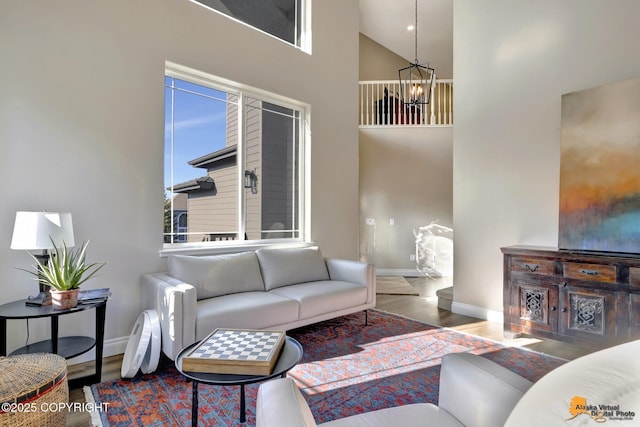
[51,315,59,353]
[95,302,106,382]
[240,384,246,423]
[0,318,6,356]
[192,380,199,427]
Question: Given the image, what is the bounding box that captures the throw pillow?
[167,252,265,300]
[256,246,329,290]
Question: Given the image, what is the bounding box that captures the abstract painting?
[559,77,640,253]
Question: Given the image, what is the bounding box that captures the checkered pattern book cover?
[182,329,285,375]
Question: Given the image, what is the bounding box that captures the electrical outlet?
[366,218,375,225]
[389,218,395,226]
[409,254,416,261]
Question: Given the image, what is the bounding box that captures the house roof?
[172,176,216,193]
[188,146,237,169]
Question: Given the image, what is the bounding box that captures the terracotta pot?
[50,289,79,310]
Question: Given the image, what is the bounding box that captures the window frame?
[188,0,311,54]
[162,62,310,255]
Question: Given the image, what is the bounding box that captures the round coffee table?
[176,335,303,425]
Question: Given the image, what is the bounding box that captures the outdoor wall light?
[244,170,258,194]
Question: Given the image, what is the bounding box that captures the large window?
[164,64,305,246]
[190,0,309,51]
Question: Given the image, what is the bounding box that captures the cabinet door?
[559,286,618,341]
[630,293,640,340]
[510,279,558,333]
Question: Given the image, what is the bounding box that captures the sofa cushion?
[270,280,367,319]
[256,247,330,291]
[167,252,265,300]
[320,403,464,427]
[195,292,299,339]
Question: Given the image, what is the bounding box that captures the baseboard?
[451,301,504,324]
[376,268,426,277]
[376,268,450,278]
[67,336,128,366]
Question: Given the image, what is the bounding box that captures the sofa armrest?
[438,353,533,427]
[325,258,376,305]
[256,378,318,427]
[140,272,197,360]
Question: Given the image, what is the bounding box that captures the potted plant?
[25,238,106,309]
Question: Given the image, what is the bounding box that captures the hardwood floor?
[66,276,600,426]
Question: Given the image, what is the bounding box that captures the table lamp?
[10,211,75,306]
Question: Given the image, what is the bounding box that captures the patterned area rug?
[376,276,419,295]
[86,310,566,427]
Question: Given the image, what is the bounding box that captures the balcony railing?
[359,79,453,127]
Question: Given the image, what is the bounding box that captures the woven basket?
[0,353,68,427]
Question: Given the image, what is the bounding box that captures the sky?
[164,77,229,192]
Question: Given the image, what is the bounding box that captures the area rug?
[85,310,566,427]
[376,276,419,295]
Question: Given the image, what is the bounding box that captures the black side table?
[176,336,303,426]
[0,298,107,388]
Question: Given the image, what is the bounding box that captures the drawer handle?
[580,269,599,276]
[524,263,540,272]
[550,306,556,311]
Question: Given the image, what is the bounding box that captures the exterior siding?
[187,166,238,242]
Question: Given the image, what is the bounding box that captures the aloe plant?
[24,238,106,291]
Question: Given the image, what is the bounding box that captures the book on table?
[181,329,286,375]
[77,288,111,303]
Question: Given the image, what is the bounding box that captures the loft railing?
[359,79,453,127]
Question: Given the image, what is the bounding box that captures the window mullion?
[169,79,176,244]
[237,91,246,242]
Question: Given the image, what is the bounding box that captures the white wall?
[359,128,453,271]
[453,0,640,320]
[0,0,359,360]
[358,33,454,273]
[359,34,409,81]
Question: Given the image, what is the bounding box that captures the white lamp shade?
[10,211,75,250]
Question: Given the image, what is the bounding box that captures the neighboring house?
[172,193,188,242]
[172,98,299,243]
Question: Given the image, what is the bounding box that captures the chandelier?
[398,0,436,106]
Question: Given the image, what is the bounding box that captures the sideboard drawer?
[511,257,554,275]
[563,262,616,283]
[630,267,640,290]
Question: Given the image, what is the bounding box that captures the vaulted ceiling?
[359,0,453,78]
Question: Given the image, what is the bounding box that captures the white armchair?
[256,352,533,427]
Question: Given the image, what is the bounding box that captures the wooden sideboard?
[502,245,640,346]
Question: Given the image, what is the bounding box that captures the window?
[190,0,309,51]
[164,64,306,246]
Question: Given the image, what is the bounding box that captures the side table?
[0,298,107,388]
[176,336,303,426]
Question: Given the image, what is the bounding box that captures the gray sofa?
[256,352,534,427]
[141,246,376,360]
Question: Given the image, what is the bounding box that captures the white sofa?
[141,246,376,360]
[256,352,534,427]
